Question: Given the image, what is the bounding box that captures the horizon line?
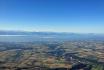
[0,30,103,34]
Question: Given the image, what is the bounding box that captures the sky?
[0,0,104,33]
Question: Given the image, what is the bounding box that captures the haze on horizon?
[0,0,104,33]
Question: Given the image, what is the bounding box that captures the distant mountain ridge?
[0,30,103,35]
[0,30,104,42]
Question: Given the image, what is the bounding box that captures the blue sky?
[0,0,104,33]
